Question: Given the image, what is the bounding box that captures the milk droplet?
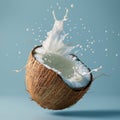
[116,53,118,57]
[18,51,21,55]
[32,28,34,31]
[86,45,89,48]
[15,43,18,47]
[76,44,80,47]
[117,33,120,36]
[26,28,29,32]
[56,2,59,6]
[83,26,86,30]
[82,23,84,26]
[86,39,89,42]
[39,29,42,32]
[84,48,87,51]
[44,58,47,61]
[90,42,94,45]
[80,53,83,56]
[80,18,83,21]
[105,30,108,33]
[70,4,74,8]
[35,39,38,41]
[58,6,61,10]
[92,51,95,54]
[105,48,108,51]
[79,45,82,48]
[39,40,42,43]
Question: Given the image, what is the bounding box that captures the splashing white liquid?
[42,9,71,55]
[15,9,102,89]
[34,9,96,89]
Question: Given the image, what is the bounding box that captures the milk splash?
[42,9,72,55]
[34,9,103,89]
[14,9,102,88]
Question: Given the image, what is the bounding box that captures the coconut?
[25,9,93,110]
[25,46,93,110]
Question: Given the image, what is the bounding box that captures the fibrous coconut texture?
[25,9,93,110]
[26,46,93,110]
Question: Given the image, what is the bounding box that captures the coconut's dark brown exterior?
[26,46,93,110]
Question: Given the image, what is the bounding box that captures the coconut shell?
[25,46,93,110]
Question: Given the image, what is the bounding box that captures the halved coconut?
[26,46,93,110]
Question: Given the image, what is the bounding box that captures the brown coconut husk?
[25,46,93,110]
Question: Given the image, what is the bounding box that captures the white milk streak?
[42,9,72,55]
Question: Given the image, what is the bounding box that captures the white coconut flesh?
[34,47,91,89]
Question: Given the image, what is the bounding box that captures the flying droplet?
[58,6,61,10]
[116,53,118,57]
[84,48,87,51]
[86,45,89,48]
[56,2,59,6]
[92,51,95,54]
[83,26,86,30]
[15,43,18,47]
[79,45,82,48]
[80,53,83,56]
[26,28,29,32]
[105,30,108,33]
[90,42,94,45]
[18,51,21,55]
[105,48,108,51]
[80,18,83,21]
[70,4,74,8]
[117,33,120,36]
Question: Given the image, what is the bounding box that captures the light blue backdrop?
[0,0,120,120]
[0,0,120,96]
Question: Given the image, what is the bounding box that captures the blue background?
[0,0,120,120]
